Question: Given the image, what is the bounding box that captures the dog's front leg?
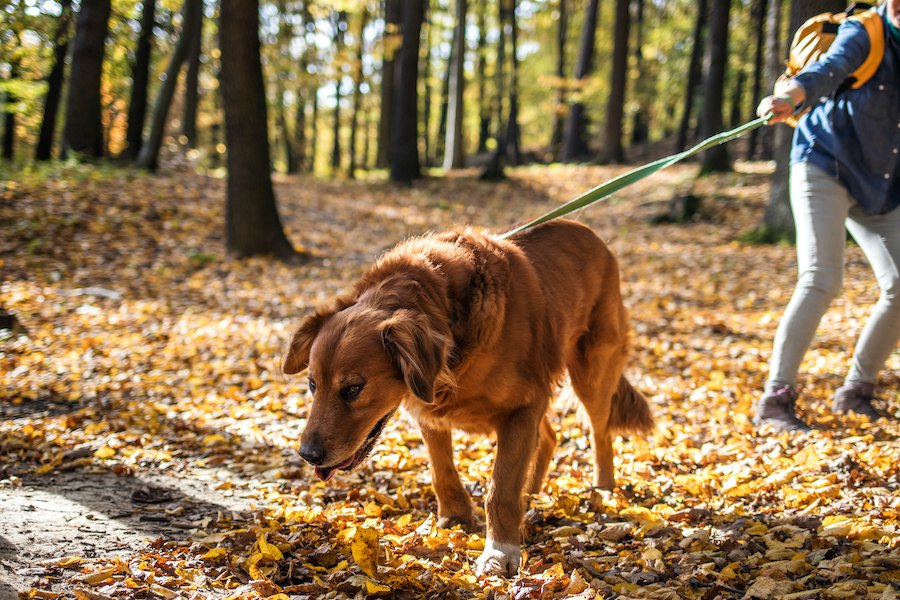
[475,407,542,577]
[421,425,478,530]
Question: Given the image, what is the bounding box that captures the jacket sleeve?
[792,18,872,110]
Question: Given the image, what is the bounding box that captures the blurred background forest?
[0,0,853,255]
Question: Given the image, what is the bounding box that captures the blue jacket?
[792,3,900,215]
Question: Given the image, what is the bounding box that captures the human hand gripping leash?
[500,114,776,239]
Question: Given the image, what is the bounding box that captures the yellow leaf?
[149,584,178,599]
[351,526,379,578]
[72,567,116,584]
[203,434,227,446]
[365,579,391,594]
[258,534,284,560]
[201,548,227,560]
[93,446,115,459]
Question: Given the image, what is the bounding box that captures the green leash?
[500,115,773,239]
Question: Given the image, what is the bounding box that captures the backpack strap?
[847,9,885,89]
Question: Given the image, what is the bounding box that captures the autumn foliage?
[1,163,898,599]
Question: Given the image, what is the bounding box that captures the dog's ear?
[282,311,329,375]
[381,309,448,403]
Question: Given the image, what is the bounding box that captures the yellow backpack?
[779,3,885,126]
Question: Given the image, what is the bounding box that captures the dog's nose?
[299,440,326,466]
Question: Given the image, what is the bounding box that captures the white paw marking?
[474,540,521,577]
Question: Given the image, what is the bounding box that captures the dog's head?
[282,302,450,481]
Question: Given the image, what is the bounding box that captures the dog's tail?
[608,376,654,435]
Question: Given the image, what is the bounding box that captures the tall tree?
[630,0,649,148]
[377,0,401,169]
[349,8,369,177]
[136,0,203,170]
[331,10,347,174]
[475,0,490,154]
[2,60,19,160]
[602,0,631,164]
[443,0,467,169]
[505,0,522,165]
[561,0,600,162]
[757,0,783,160]
[481,0,510,179]
[122,0,156,159]
[62,0,112,158]
[183,0,203,149]
[219,0,296,259]
[698,0,731,174]
[35,0,74,161]
[390,0,425,183]
[759,0,845,240]
[549,0,568,158]
[676,0,707,152]
[745,0,768,159]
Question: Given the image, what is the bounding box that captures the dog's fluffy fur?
[282,219,653,576]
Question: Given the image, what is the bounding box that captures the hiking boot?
[753,385,811,432]
[832,382,881,420]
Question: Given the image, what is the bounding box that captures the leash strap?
[499,115,772,239]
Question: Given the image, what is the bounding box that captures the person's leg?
[834,206,900,417]
[756,163,851,430]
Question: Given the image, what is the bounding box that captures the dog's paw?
[474,540,521,578]
[437,514,480,532]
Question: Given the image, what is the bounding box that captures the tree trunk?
[35,0,74,161]
[219,0,296,259]
[561,0,600,162]
[433,17,453,166]
[349,8,369,177]
[183,0,203,149]
[698,0,731,174]
[758,0,782,159]
[676,0,707,152]
[760,0,845,240]
[746,0,767,159]
[550,0,567,158]
[443,0,467,170]
[602,0,630,164]
[377,0,401,169]
[480,0,509,180]
[505,0,522,165]
[136,0,203,170]
[331,10,347,174]
[390,0,425,183]
[729,70,745,129]
[2,62,19,160]
[122,0,156,159]
[476,0,490,154]
[62,0,112,159]
[310,89,319,172]
[630,0,649,148]
[422,11,433,165]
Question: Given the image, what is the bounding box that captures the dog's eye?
[308,379,317,394]
[340,384,363,401]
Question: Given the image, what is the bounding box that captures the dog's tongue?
[313,454,356,482]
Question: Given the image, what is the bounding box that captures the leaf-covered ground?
[1,162,898,600]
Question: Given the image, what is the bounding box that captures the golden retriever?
[282,219,653,577]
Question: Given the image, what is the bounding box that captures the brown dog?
[282,219,653,577]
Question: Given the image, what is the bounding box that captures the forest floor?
[1,161,898,600]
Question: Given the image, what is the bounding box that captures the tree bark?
[602,0,630,164]
[505,0,522,165]
[760,0,845,240]
[676,0,707,152]
[122,0,156,159]
[746,0,767,159]
[377,0,401,169]
[2,62,19,160]
[434,17,454,166]
[183,0,203,149]
[630,0,649,148]
[480,0,509,180]
[219,0,296,259]
[331,10,347,174]
[390,0,425,183]
[561,0,600,162]
[550,0,567,158]
[35,0,74,161]
[476,0,490,154]
[698,0,731,174]
[443,0,467,169]
[62,0,112,159]
[349,8,369,177]
[135,0,203,170]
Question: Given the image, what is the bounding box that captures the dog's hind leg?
[421,426,477,530]
[568,307,629,490]
[526,414,557,495]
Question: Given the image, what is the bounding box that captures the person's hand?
[757,95,795,124]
